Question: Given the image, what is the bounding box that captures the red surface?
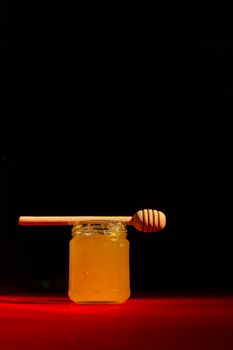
[0,293,233,350]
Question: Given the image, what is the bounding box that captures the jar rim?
[71,221,127,237]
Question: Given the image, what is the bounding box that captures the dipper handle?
[19,209,166,232]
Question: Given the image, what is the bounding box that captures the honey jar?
[68,221,130,304]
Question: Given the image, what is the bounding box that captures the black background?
[1,4,232,295]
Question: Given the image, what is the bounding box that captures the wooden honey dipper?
[19,209,166,232]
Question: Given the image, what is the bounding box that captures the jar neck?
[71,222,127,238]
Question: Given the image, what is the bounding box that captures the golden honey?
[68,222,130,304]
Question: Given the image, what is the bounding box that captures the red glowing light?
[0,294,233,350]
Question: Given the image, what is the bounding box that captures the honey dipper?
[19,209,166,232]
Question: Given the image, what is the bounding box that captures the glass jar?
[68,221,130,304]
